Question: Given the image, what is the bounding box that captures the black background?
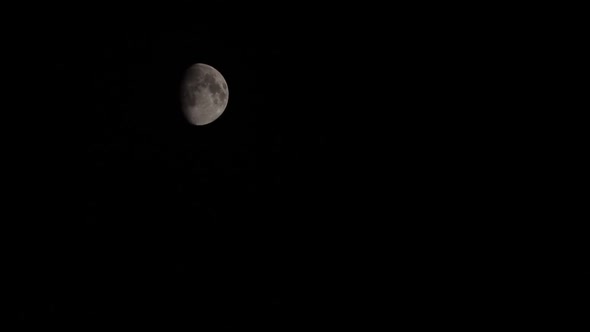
[13,2,522,329]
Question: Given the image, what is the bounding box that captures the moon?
[181,63,229,126]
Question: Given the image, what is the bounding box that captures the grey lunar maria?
[181,63,229,125]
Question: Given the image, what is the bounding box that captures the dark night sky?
[21,5,356,328]
[15,3,515,328]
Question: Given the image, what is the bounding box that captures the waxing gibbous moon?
[181,63,229,126]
